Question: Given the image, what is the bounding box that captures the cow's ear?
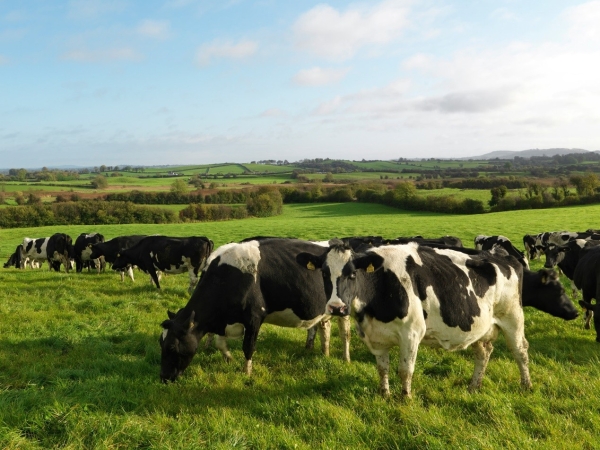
[296,252,323,270]
[181,310,196,333]
[538,269,557,284]
[161,319,173,329]
[167,310,177,320]
[352,253,384,273]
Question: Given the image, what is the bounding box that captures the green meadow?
[1,203,600,449]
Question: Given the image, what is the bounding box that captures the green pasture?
[414,187,494,204]
[2,203,600,448]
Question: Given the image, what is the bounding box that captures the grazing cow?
[475,235,529,269]
[574,246,600,342]
[544,239,600,296]
[159,238,351,383]
[74,232,105,273]
[3,245,22,269]
[112,236,213,293]
[46,233,74,272]
[21,234,73,272]
[296,240,531,397]
[89,235,147,281]
[522,268,578,320]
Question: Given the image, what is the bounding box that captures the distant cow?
[574,246,600,342]
[21,234,73,272]
[159,238,351,383]
[475,235,528,268]
[74,232,105,273]
[4,245,22,269]
[296,240,532,397]
[90,235,147,281]
[112,236,213,293]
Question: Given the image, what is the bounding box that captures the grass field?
[1,203,600,448]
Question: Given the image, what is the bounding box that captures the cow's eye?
[349,272,356,280]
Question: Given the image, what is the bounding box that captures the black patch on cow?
[350,267,411,324]
[34,238,44,253]
[413,247,482,332]
[465,258,497,297]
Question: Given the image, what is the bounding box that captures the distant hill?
[461,148,595,160]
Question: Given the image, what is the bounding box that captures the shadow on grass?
[295,203,443,218]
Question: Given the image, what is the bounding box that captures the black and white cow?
[20,234,74,272]
[574,246,600,342]
[89,235,147,281]
[296,240,532,397]
[475,235,529,269]
[112,236,213,293]
[158,238,352,383]
[74,232,105,273]
[46,233,74,272]
[4,245,22,269]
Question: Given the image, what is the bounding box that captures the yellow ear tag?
[189,321,195,330]
[307,261,316,270]
[366,263,375,273]
[117,253,120,257]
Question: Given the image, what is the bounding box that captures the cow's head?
[159,310,199,382]
[111,250,131,270]
[296,240,356,316]
[524,269,578,320]
[297,241,385,316]
[523,234,540,260]
[543,244,569,268]
[89,243,104,260]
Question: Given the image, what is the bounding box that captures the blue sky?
[1,0,599,167]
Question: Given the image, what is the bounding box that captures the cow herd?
[4,230,600,397]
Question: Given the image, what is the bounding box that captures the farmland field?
[1,203,600,448]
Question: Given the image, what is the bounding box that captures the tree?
[570,173,599,197]
[323,172,334,182]
[394,181,416,200]
[91,175,108,189]
[489,185,508,206]
[171,179,188,195]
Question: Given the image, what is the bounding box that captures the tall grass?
[1,203,600,448]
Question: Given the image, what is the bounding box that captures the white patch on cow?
[214,240,261,279]
[162,329,168,340]
[225,323,244,339]
[312,240,330,247]
[323,247,354,311]
[81,246,93,261]
[574,239,587,249]
[264,309,327,329]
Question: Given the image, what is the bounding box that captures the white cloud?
[565,1,600,42]
[260,108,287,118]
[61,47,143,62]
[136,20,171,40]
[196,39,258,66]
[293,67,349,86]
[293,0,410,60]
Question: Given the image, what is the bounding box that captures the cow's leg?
[214,335,233,361]
[305,326,317,350]
[242,322,261,376]
[204,333,215,349]
[338,315,351,362]
[397,332,421,398]
[148,268,161,289]
[469,340,494,392]
[187,266,198,294]
[317,319,331,356]
[128,266,135,282]
[499,316,532,389]
[375,351,390,398]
